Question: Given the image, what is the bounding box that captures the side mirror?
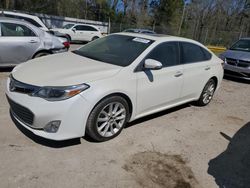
[72,28,76,32]
[144,59,162,70]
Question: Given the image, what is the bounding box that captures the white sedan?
[6,33,224,141]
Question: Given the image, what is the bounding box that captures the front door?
[136,42,184,116]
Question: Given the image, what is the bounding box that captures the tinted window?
[1,22,36,37]
[181,42,211,64]
[74,25,98,31]
[146,42,179,67]
[63,24,74,29]
[73,35,154,67]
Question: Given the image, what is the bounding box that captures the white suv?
[51,24,103,42]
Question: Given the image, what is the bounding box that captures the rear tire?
[86,96,129,142]
[33,52,50,58]
[92,36,99,41]
[196,79,216,106]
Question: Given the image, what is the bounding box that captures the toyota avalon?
[6,33,224,141]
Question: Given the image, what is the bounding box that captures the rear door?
[0,22,40,66]
[179,42,213,100]
[73,25,98,41]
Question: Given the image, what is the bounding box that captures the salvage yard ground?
[0,44,249,188]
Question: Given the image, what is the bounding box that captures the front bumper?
[5,78,91,141]
[224,64,250,80]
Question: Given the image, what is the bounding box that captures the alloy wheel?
[96,102,126,137]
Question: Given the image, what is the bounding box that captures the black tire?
[92,36,99,41]
[86,96,130,142]
[196,79,216,106]
[33,52,51,58]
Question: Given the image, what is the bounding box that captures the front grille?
[226,58,250,68]
[7,96,34,125]
[226,58,237,66]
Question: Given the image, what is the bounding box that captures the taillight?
[63,41,70,49]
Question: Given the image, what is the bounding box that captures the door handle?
[29,40,38,43]
[174,71,183,77]
[205,66,211,70]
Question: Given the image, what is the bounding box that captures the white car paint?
[6,33,224,141]
[51,24,102,42]
[1,11,49,31]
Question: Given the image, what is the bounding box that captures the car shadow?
[10,111,81,148]
[0,67,14,72]
[208,122,250,188]
[126,103,191,128]
[224,75,250,84]
[10,103,191,145]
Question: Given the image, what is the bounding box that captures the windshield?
[73,35,154,67]
[63,24,74,29]
[230,39,250,52]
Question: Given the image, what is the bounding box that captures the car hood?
[221,50,250,61]
[12,52,122,87]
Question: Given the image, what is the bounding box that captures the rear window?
[181,42,212,64]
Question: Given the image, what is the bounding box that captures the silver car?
[0,17,69,67]
[220,38,250,80]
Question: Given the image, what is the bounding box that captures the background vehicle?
[51,23,103,42]
[0,17,69,67]
[6,33,223,142]
[219,38,250,80]
[124,28,156,34]
[1,10,70,40]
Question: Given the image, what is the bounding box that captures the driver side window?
[146,42,179,67]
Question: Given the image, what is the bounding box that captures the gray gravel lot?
[0,46,249,188]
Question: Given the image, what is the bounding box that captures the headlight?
[32,84,89,101]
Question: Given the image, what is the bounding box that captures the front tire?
[92,36,99,41]
[196,79,216,106]
[86,96,129,142]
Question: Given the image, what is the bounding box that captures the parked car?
[6,33,223,141]
[124,28,156,34]
[219,38,250,80]
[51,23,103,42]
[0,17,69,67]
[1,10,70,40]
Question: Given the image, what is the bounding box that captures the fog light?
[44,121,61,133]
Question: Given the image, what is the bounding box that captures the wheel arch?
[32,50,52,59]
[92,92,133,119]
[210,76,218,90]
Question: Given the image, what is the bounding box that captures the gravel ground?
[0,48,249,187]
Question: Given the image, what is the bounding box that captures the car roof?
[117,32,199,43]
[0,16,43,34]
[240,37,250,40]
[0,16,31,25]
[124,28,155,33]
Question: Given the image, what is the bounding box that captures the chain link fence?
[110,22,249,47]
